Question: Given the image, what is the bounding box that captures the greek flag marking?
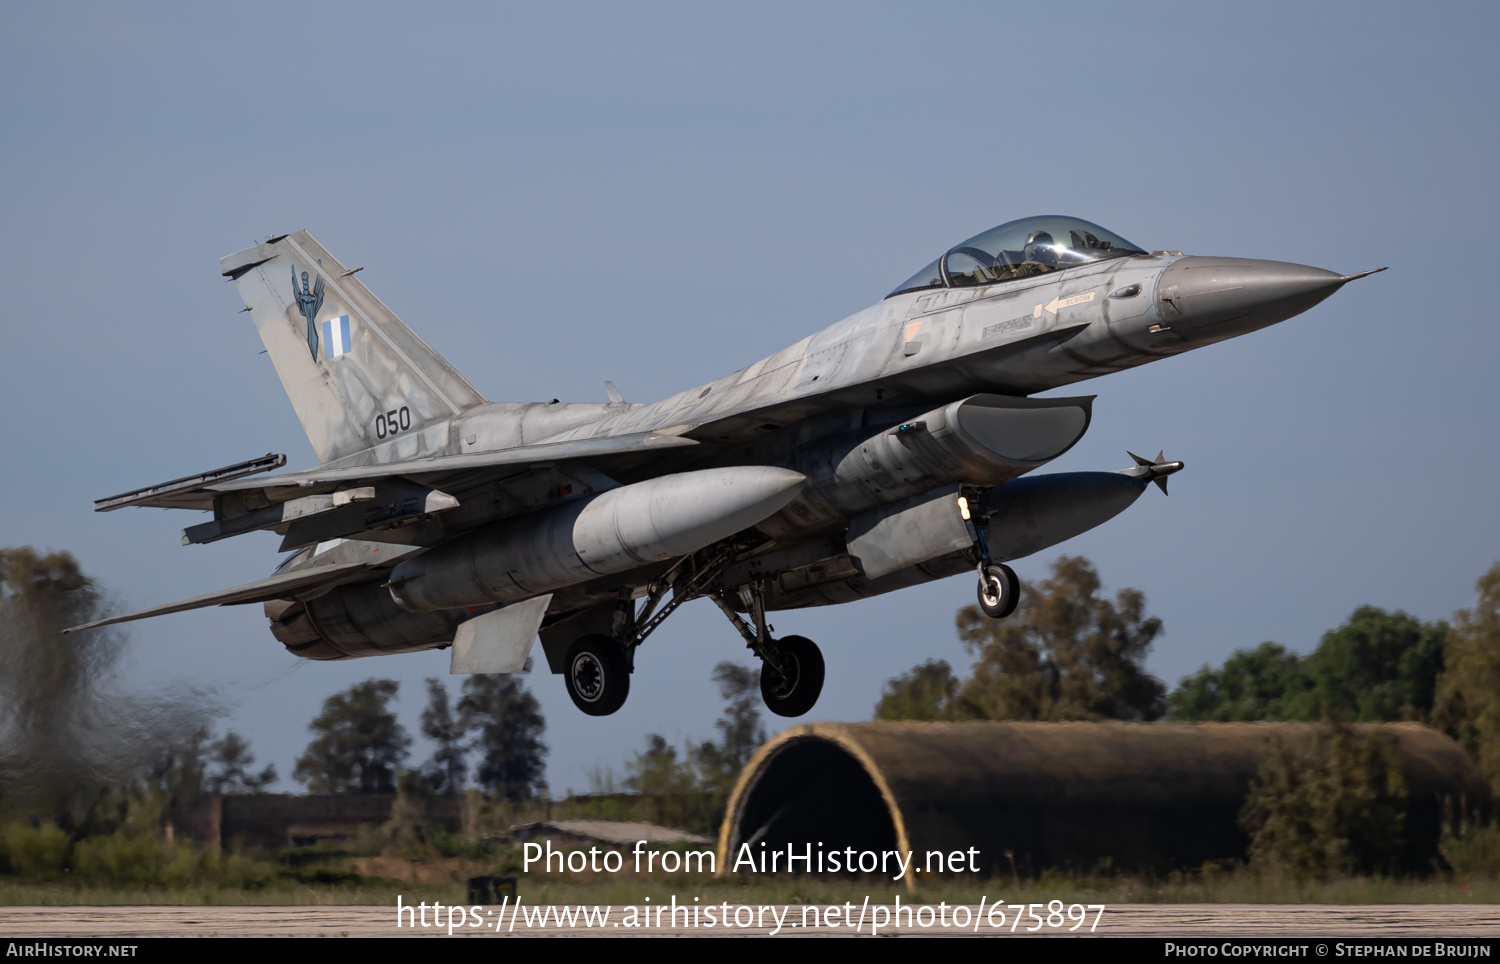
[322,315,351,359]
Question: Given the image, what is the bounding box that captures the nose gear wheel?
[977,563,1020,619]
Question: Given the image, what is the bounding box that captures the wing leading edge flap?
[58,562,371,635]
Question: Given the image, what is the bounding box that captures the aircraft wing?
[59,561,372,634]
[221,431,696,491]
[96,431,699,512]
[673,320,1094,446]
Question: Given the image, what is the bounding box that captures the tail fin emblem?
[292,267,325,359]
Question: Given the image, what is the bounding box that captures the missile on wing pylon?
[979,454,1183,563]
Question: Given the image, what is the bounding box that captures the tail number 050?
[375,406,411,439]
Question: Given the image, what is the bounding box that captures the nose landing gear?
[977,563,1020,619]
[965,494,1021,620]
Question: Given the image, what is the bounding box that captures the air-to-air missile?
[72,216,1382,718]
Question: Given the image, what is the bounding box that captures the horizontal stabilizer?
[58,562,370,634]
[94,453,285,512]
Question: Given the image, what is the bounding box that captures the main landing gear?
[710,580,824,718]
[563,634,630,716]
[562,548,749,717]
[559,550,825,718]
[758,634,825,717]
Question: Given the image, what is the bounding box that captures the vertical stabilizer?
[220,231,486,463]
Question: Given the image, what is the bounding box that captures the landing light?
[957,496,971,521]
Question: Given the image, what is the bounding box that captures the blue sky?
[2,2,1496,792]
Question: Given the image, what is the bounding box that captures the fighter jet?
[69,217,1383,718]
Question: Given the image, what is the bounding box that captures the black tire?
[977,563,1020,619]
[760,634,825,718]
[564,635,630,716]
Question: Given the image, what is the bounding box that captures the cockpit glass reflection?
[888,216,1146,298]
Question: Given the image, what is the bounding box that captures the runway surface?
[0,903,1496,938]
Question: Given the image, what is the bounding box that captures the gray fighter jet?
[70,217,1383,717]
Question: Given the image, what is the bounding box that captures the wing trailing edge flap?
[58,561,372,635]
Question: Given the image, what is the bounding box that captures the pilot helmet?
[1023,230,1057,264]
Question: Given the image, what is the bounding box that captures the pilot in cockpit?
[1022,230,1059,268]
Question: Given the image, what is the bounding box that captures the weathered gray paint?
[82,223,1378,701]
[450,594,552,674]
[846,485,972,581]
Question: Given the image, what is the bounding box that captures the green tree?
[293,679,410,793]
[458,675,546,803]
[1169,608,1447,723]
[874,659,957,720]
[1434,563,1500,788]
[949,556,1166,721]
[625,735,701,797]
[419,678,468,796]
[0,548,117,810]
[618,661,769,832]
[148,726,209,810]
[1301,606,1446,722]
[1170,642,1313,720]
[380,770,436,854]
[1240,722,1408,879]
[694,662,766,792]
[205,732,276,794]
[0,547,213,818]
[623,732,728,834]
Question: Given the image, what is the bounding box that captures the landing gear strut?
[966,497,1021,619]
[562,549,737,717]
[561,548,827,718]
[710,579,824,717]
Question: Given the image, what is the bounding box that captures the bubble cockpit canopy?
[888,216,1147,298]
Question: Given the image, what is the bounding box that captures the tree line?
[876,555,1500,777]
[0,546,547,816]
[10,538,1500,879]
[0,544,751,826]
[291,675,546,801]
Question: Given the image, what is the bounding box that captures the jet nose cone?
[1157,257,1349,334]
